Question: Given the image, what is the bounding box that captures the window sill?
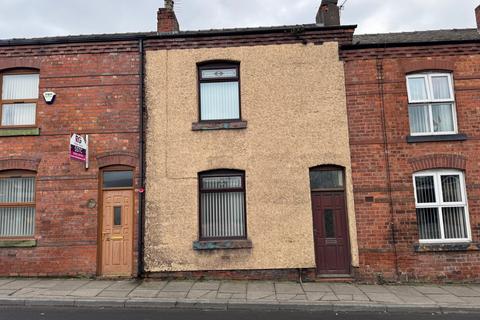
[0,128,40,137]
[407,134,467,143]
[192,121,247,131]
[414,242,479,253]
[0,239,37,248]
[193,239,253,251]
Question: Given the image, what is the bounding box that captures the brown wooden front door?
[101,190,134,276]
[312,191,351,275]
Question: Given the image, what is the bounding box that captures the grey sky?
[0,0,478,40]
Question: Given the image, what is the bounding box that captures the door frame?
[97,165,135,277]
[310,165,352,276]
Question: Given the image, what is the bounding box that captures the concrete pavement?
[1,278,480,314]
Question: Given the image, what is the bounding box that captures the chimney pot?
[157,0,179,33]
[316,0,340,26]
[476,5,480,33]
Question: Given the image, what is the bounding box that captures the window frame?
[198,169,247,241]
[0,69,40,129]
[406,72,458,136]
[197,61,241,123]
[0,170,36,239]
[412,169,471,244]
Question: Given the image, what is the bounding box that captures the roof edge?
[0,24,357,47]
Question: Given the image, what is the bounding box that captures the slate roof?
[0,24,356,46]
[353,28,480,46]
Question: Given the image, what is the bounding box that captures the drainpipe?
[138,38,146,277]
[376,46,400,281]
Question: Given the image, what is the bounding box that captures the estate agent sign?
[70,133,88,162]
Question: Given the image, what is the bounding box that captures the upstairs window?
[413,170,470,243]
[1,72,39,127]
[198,62,240,121]
[0,171,36,237]
[406,73,456,136]
[199,170,246,240]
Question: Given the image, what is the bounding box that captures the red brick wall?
[0,44,141,277]
[343,44,480,282]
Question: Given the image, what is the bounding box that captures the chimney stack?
[316,0,340,27]
[476,5,480,33]
[157,0,179,33]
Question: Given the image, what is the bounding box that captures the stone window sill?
[407,134,467,143]
[0,128,40,137]
[193,239,253,251]
[414,242,479,253]
[192,121,247,131]
[0,239,37,248]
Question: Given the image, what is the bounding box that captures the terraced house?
[143,0,360,280]
[0,33,144,277]
[342,5,480,282]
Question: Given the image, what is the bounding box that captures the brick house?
[0,35,144,277]
[143,1,362,280]
[341,6,480,282]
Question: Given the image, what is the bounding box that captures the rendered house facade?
[143,2,361,279]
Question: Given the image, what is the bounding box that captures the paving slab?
[358,285,391,293]
[26,280,63,289]
[80,281,116,290]
[97,290,131,298]
[0,279,15,287]
[274,282,304,294]
[106,280,140,291]
[186,289,211,299]
[128,289,160,298]
[365,292,403,304]
[161,281,194,292]
[247,291,276,300]
[231,293,247,300]
[425,294,465,304]
[137,280,168,290]
[216,292,233,300]
[321,293,340,301]
[218,281,247,294]
[68,288,104,297]
[247,281,274,292]
[0,289,16,296]
[190,281,220,291]
[276,293,297,301]
[301,282,332,292]
[0,279,40,290]
[305,291,325,301]
[443,286,480,297]
[157,291,187,299]
[413,285,449,295]
[330,284,363,295]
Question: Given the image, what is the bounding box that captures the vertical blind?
[0,177,35,237]
[200,82,240,121]
[415,172,468,241]
[200,175,245,239]
[2,74,39,100]
[1,103,36,126]
[1,74,39,127]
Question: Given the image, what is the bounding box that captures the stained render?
[144,42,359,272]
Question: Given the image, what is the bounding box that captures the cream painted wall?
[144,42,358,272]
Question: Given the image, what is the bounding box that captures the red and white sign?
[70,134,88,162]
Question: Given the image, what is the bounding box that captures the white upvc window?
[406,73,457,136]
[413,170,471,243]
[1,73,39,127]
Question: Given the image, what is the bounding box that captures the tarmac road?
[0,307,479,320]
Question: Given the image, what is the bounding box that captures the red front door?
[312,191,351,275]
